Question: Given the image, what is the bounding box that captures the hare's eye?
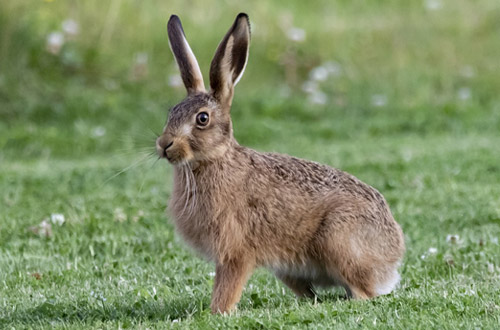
[196,112,209,126]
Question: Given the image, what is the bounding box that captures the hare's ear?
[209,13,250,107]
[167,15,205,94]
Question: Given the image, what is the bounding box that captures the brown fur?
[157,13,405,314]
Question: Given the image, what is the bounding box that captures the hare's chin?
[166,157,183,165]
[167,155,194,166]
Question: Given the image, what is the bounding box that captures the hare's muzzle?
[156,136,173,159]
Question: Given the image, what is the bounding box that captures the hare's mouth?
[165,154,182,164]
[164,147,194,165]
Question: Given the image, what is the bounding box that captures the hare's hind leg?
[327,230,401,299]
[343,265,400,299]
[275,273,317,299]
[317,200,402,300]
[342,263,377,299]
[346,285,373,300]
[324,247,401,300]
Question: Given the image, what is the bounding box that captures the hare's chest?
[169,168,245,260]
[169,191,227,260]
[169,193,245,262]
[169,197,216,258]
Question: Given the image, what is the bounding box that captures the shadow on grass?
[0,296,209,326]
[1,287,351,326]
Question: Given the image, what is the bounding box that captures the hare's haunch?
[156,13,405,314]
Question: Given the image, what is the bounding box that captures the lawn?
[1,0,500,328]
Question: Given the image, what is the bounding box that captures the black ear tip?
[236,13,249,20]
[168,15,185,35]
[168,15,181,26]
[235,13,250,34]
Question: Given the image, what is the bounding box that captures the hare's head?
[156,13,250,165]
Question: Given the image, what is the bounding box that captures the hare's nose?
[163,141,173,157]
[156,137,173,158]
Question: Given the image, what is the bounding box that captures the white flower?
[308,61,342,83]
[172,319,179,323]
[424,0,442,11]
[114,208,127,222]
[39,220,52,237]
[308,90,327,105]
[46,31,64,55]
[92,126,106,137]
[208,272,216,277]
[371,94,387,107]
[428,247,438,254]
[62,19,79,37]
[29,220,53,238]
[309,66,329,82]
[446,234,460,244]
[457,87,471,101]
[464,288,475,296]
[168,74,183,88]
[286,27,306,42]
[50,213,65,226]
[135,52,148,65]
[487,262,495,273]
[132,210,144,222]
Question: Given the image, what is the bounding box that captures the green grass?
[1,0,500,328]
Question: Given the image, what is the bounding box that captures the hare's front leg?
[210,258,254,314]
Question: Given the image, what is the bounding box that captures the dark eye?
[196,112,209,126]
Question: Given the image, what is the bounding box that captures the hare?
[156,13,405,314]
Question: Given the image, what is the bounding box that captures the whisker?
[136,155,159,196]
[179,163,190,218]
[187,162,198,217]
[111,146,157,160]
[186,164,192,217]
[186,163,192,217]
[136,114,162,139]
[100,153,151,187]
[150,156,162,169]
[115,145,156,152]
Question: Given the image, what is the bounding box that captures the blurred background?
[2,0,500,326]
[1,0,499,160]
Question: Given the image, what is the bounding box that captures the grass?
[1,0,500,328]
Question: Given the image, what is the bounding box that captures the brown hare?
[156,13,405,314]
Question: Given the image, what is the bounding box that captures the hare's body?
[170,141,404,303]
[158,13,405,313]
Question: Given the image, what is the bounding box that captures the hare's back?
[252,151,382,201]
